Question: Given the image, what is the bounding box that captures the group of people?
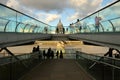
[69,19,83,33]
[43,48,63,59]
[32,45,40,53]
[56,27,65,34]
[32,46,64,59]
[56,50,63,59]
[32,45,42,60]
[43,48,54,59]
[69,16,102,33]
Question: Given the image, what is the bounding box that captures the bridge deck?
[20,59,93,80]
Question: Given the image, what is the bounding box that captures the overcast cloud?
[19,0,69,12]
[0,0,117,26]
[67,0,103,21]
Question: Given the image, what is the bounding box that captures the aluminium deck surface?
[20,59,93,80]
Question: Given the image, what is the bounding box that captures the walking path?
[20,59,93,80]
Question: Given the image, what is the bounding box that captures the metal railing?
[69,0,120,33]
[0,1,120,34]
[0,3,51,33]
[0,51,43,80]
[76,51,120,80]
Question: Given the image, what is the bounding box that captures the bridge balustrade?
[76,51,120,80]
[0,3,51,33]
[0,51,42,80]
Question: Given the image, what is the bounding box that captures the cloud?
[45,14,60,23]
[18,0,69,12]
[6,0,20,9]
[69,0,87,8]
[67,0,103,21]
[6,0,34,15]
[0,0,116,26]
[18,0,103,22]
[0,0,8,4]
[67,12,79,21]
[2,0,103,21]
[36,12,60,23]
[17,0,102,15]
[3,0,61,24]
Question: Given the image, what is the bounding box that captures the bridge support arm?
[2,47,28,68]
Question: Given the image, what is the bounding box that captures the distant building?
[56,19,64,34]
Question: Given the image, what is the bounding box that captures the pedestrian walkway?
[20,59,93,80]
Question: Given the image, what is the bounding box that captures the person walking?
[95,16,101,32]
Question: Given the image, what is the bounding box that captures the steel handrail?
[76,51,120,69]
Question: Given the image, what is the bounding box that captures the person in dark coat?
[36,45,40,51]
[32,47,36,53]
[104,48,114,57]
[56,51,59,59]
[51,50,54,59]
[47,48,51,59]
[43,50,46,59]
[60,50,63,59]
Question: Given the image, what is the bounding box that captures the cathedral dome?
[57,19,63,29]
[56,19,64,34]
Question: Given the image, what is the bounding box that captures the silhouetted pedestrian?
[51,50,54,59]
[66,28,68,32]
[43,50,46,59]
[56,27,59,34]
[79,26,82,32]
[56,51,59,59]
[32,47,36,53]
[60,50,63,59]
[63,28,65,34]
[36,45,40,52]
[44,27,48,34]
[47,48,51,59]
[104,48,114,57]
